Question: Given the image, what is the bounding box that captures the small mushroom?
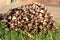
[5,28,9,31]
[43,22,47,25]
[39,13,42,17]
[8,16,11,19]
[40,10,44,13]
[15,28,19,31]
[12,16,16,20]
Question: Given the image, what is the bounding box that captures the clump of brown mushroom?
[2,2,56,34]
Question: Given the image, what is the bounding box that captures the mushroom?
[12,16,16,20]
[40,10,44,13]
[8,16,11,19]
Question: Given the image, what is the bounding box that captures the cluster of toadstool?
[2,2,56,34]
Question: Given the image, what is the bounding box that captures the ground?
[0,4,60,21]
[47,6,60,21]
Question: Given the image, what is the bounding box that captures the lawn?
[0,21,60,40]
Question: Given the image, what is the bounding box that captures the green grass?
[0,21,60,40]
